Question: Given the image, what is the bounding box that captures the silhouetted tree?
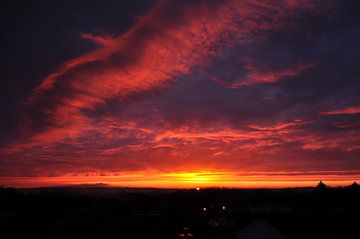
[349,181,360,190]
[316,181,327,190]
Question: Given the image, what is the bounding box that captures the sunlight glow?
[1,170,360,188]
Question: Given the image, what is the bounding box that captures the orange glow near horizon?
[1,170,359,189]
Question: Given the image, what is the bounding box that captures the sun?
[164,171,221,187]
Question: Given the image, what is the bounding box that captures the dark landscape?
[1,183,359,239]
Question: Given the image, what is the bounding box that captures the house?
[236,220,287,239]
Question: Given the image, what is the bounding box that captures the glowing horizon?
[1,170,359,188]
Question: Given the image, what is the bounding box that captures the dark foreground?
[1,185,359,239]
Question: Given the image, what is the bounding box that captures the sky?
[1,0,360,188]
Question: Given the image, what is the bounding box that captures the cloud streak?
[320,106,360,115]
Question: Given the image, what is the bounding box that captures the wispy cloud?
[320,106,360,115]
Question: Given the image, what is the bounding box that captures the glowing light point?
[222,205,226,210]
[196,187,201,191]
[203,207,207,212]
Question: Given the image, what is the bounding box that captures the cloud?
[80,33,115,47]
[209,61,316,88]
[4,0,360,185]
[19,0,326,143]
[320,106,360,115]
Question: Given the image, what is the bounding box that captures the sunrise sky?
[1,0,360,188]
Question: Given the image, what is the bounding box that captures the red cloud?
[80,33,115,47]
[23,0,323,141]
[239,62,316,86]
[1,0,344,185]
[210,62,316,88]
[320,106,360,115]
